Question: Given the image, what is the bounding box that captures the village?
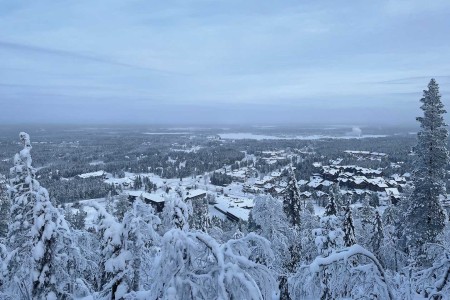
[73,146,415,224]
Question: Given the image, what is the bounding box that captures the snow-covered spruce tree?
[405,79,448,261]
[414,223,450,298]
[289,245,394,300]
[31,185,76,299]
[312,207,344,299]
[355,196,375,250]
[121,198,160,292]
[314,214,344,258]
[247,209,259,232]
[64,205,74,227]
[141,230,278,300]
[71,229,100,297]
[114,193,131,222]
[220,218,246,242]
[342,204,356,247]
[208,216,226,242]
[385,186,413,263]
[380,204,408,272]
[4,132,75,299]
[370,192,380,207]
[93,202,131,299]
[189,195,211,232]
[0,175,9,238]
[160,196,191,233]
[370,211,384,257]
[294,199,391,299]
[329,184,343,212]
[299,209,319,264]
[250,196,290,270]
[324,194,337,217]
[72,206,88,230]
[251,195,300,299]
[133,176,142,190]
[3,133,36,298]
[282,165,302,228]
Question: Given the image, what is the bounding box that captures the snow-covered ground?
[77,170,106,179]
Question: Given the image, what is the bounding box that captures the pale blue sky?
[1,0,450,124]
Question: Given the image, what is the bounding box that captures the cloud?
[0,0,450,124]
[0,40,177,74]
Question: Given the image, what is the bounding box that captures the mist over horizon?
[0,102,439,127]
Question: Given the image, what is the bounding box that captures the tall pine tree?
[94,203,131,299]
[343,205,356,247]
[0,175,9,238]
[5,132,39,297]
[189,196,211,232]
[324,194,337,217]
[122,199,161,291]
[4,132,74,299]
[282,165,302,228]
[404,79,448,260]
[370,211,384,256]
[114,193,131,222]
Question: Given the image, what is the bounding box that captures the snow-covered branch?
[290,244,394,300]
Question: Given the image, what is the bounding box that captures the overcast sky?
[1,0,450,125]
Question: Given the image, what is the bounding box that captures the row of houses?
[260,150,296,165]
[337,176,390,192]
[254,171,283,187]
[321,165,383,180]
[228,167,258,182]
[300,186,401,205]
[300,161,411,205]
[344,150,388,160]
[305,172,405,194]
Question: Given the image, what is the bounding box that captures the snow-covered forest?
[0,79,449,299]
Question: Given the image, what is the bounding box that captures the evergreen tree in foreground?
[371,211,384,256]
[4,132,74,299]
[343,205,356,247]
[329,184,343,212]
[404,79,448,260]
[189,196,211,232]
[358,196,375,249]
[95,203,130,299]
[122,199,161,291]
[282,165,302,228]
[114,193,131,222]
[324,194,337,217]
[0,175,9,238]
[4,132,40,297]
[73,206,88,230]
